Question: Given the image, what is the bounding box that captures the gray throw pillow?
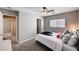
[67,34,78,47]
[61,34,72,43]
[76,29,79,36]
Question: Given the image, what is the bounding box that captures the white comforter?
[35,34,62,51]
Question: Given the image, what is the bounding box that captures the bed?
[35,33,63,51]
[0,39,12,51]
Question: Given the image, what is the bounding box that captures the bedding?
[35,34,62,51]
[35,30,79,51]
[60,29,71,39]
[61,34,72,44]
[40,31,52,36]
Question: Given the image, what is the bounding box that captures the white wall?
[19,11,37,42]
[0,12,3,41]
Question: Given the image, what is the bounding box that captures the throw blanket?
[40,31,52,36]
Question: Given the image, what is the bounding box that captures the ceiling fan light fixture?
[40,7,55,16]
[42,7,47,15]
[42,11,47,15]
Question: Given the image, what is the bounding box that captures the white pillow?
[60,29,71,39]
[67,35,78,47]
[61,34,71,43]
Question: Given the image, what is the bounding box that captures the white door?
[0,12,3,41]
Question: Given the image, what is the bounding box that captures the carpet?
[12,39,51,51]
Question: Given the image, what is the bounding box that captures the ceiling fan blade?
[47,9,54,12]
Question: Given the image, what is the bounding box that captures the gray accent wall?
[43,10,78,32]
[78,10,79,28]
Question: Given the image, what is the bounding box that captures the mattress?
[35,34,62,51]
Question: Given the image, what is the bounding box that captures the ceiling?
[1,7,79,16]
[25,7,79,16]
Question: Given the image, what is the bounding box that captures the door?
[3,15,17,43]
[0,12,3,41]
[37,19,41,34]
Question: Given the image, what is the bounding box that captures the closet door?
[0,12,3,41]
[11,17,16,36]
[3,16,11,33]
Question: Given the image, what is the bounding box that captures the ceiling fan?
[40,7,55,15]
[42,7,54,12]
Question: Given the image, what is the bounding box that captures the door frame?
[3,14,18,42]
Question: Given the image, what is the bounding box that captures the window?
[49,19,65,28]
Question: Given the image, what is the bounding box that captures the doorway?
[3,15,17,43]
[37,19,41,34]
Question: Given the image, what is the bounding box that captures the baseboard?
[19,37,35,43]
